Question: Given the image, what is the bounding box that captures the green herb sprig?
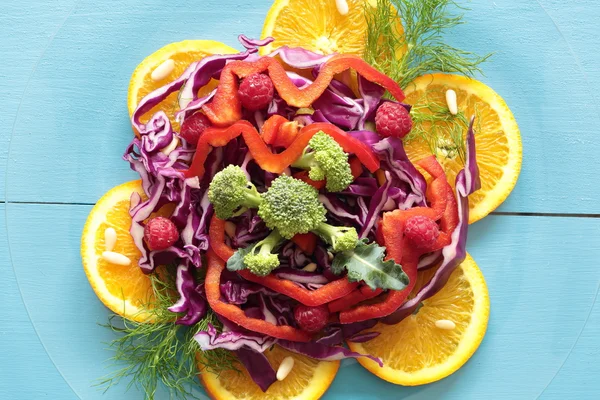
[364,0,487,160]
[98,272,237,400]
[364,0,491,89]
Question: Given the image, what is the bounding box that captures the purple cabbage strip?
[358,171,392,238]
[268,46,335,69]
[239,34,275,49]
[373,137,427,206]
[316,319,378,346]
[220,281,276,305]
[275,268,329,284]
[319,194,362,225]
[418,250,443,271]
[194,323,276,353]
[278,340,383,367]
[235,347,278,392]
[348,130,380,147]
[382,118,480,325]
[347,331,381,343]
[357,75,385,130]
[281,242,311,269]
[168,264,207,326]
[328,77,357,98]
[342,177,379,197]
[356,197,369,226]
[286,72,364,130]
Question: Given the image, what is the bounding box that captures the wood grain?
[1,0,600,399]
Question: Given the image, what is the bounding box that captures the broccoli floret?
[243,229,284,276]
[258,175,326,239]
[208,165,262,219]
[312,223,359,252]
[291,131,353,192]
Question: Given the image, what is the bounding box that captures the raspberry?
[404,215,440,249]
[375,102,413,138]
[144,217,179,251]
[180,112,211,146]
[238,73,274,111]
[294,305,329,333]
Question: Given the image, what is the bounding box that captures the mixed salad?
[123,35,480,391]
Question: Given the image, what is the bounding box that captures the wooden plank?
[0,0,78,202]
[4,203,600,399]
[0,204,79,400]
[1,0,599,214]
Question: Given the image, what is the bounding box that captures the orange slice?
[348,254,489,385]
[127,40,238,130]
[403,73,522,223]
[81,181,172,321]
[261,0,377,56]
[200,345,339,399]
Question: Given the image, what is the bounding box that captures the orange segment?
[127,40,238,130]
[200,345,339,400]
[348,254,489,386]
[261,0,377,56]
[403,74,522,223]
[81,181,173,321]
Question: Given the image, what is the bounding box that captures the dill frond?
[98,272,236,399]
[364,0,491,89]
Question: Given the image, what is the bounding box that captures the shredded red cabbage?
[124,34,481,390]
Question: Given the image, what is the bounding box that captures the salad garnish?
[77,0,517,397]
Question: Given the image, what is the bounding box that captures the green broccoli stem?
[254,229,283,256]
[242,185,263,209]
[291,152,316,170]
[313,222,339,240]
[312,223,358,252]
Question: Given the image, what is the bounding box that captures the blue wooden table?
[1,0,599,399]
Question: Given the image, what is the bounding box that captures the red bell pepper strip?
[208,215,235,261]
[339,259,418,324]
[327,286,384,313]
[272,121,300,148]
[202,62,242,127]
[203,55,405,127]
[261,115,288,145]
[441,187,459,234]
[293,171,326,190]
[349,156,363,179]
[184,121,379,178]
[239,270,359,307]
[291,232,317,255]
[209,215,359,306]
[205,250,311,341]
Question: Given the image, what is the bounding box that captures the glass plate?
[5,1,600,399]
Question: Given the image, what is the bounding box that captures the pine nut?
[435,319,456,330]
[302,263,317,272]
[151,58,175,82]
[224,221,237,238]
[445,89,458,115]
[104,227,117,252]
[336,0,349,16]
[327,251,334,261]
[160,136,179,155]
[276,356,295,381]
[102,251,131,266]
